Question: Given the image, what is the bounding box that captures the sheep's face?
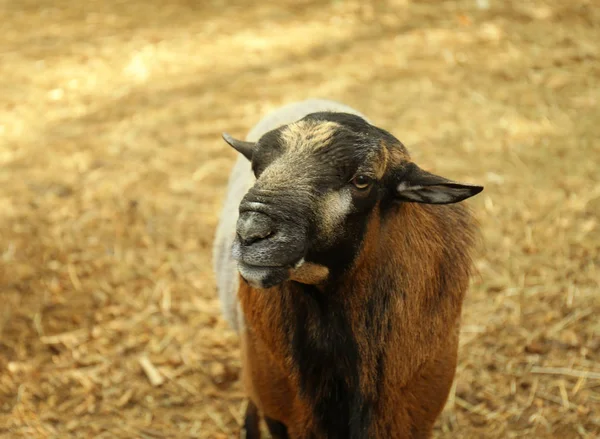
[223,112,483,289]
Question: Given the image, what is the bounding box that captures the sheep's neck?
[244,277,394,439]
[299,282,386,438]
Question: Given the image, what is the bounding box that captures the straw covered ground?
[0,0,599,437]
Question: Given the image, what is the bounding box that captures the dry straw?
[1,0,599,438]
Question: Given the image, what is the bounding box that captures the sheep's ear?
[395,162,483,204]
[222,133,255,161]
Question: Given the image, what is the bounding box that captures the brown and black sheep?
[213,99,483,439]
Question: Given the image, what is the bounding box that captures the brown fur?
[238,191,478,438]
[289,262,329,285]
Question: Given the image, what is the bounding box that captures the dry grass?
[0,0,599,437]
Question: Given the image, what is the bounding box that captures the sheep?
[212,98,483,439]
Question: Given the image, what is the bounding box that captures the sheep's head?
[223,112,483,289]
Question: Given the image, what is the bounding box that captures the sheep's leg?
[264,417,289,439]
[241,400,261,439]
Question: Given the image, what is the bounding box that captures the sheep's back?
[212,99,368,333]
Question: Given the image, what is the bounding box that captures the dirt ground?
[0,0,599,438]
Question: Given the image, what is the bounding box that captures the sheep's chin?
[238,259,329,289]
[237,262,290,289]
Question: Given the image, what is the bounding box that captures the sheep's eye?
[351,175,372,190]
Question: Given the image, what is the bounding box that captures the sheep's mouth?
[231,233,308,289]
[237,259,305,289]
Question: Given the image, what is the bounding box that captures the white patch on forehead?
[320,188,352,240]
[280,120,340,151]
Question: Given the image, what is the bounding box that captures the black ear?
[395,162,483,204]
[222,132,255,161]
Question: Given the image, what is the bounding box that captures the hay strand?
[138,356,165,387]
[530,367,600,381]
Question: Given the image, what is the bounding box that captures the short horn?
[222,132,255,160]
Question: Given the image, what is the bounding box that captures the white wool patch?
[320,188,352,240]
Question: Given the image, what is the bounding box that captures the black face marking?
[305,213,366,280]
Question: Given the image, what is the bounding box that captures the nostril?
[237,231,271,246]
[237,228,273,246]
[236,212,274,246]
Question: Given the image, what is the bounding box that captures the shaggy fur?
[212,99,482,438]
